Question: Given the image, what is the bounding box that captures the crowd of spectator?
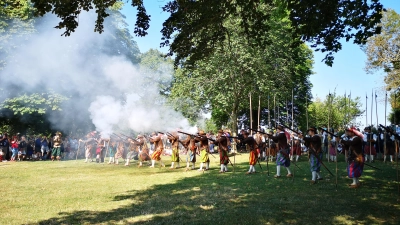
[0,133,79,162]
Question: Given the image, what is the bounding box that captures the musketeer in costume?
[149,132,165,168]
[382,128,396,163]
[290,133,302,162]
[328,130,337,162]
[269,125,292,178]
[339,127,365,188]
[137,135,151,167]
[240,130,258,174]
[168,132,181,169]
[114,139,126,165]
[181,134,196,170]
[51,132,62,161]
[79,132,98,163]
[363,126,377,162]
[125,137,139,166]
[194,130,209,171]
[214,129,229,173]
[300,127,323,184]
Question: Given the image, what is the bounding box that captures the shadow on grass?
[30,158,399,225]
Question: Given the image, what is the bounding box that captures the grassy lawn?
[1,153,399,225]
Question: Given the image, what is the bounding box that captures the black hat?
[307,127,318,134]
[276,125,284,131]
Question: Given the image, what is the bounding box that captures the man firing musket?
[262,125,293,178]
[192,130,210,171]
[179,133,197,171]
[149,132,165,168]
[379,124,397,163]
[79,131,99,163]
[124,136,140,166]
[213,129,231,173]
[298,127,324,184]
[238,130,261,174]
[167,131,181,169]
[363,126,377,163]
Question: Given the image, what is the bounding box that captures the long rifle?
[379,124,400,140]
[366,93,368,129]
[249,128,301,171]
[318,127,338,138]
[384,92,387,162]
[250,92,253,135]
[267,94,271,176]
[291,88,295,181]
[375,92,381,160]
[344,91,348,162]
[306,96,309,129]
[112,133,126,140]
[370,90,373,162]
[274,94,277,127]
[178,131,216,158]
[328,92,331,163]
[281,124,334,176]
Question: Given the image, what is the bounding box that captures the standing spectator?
[11,136,19,161]
[26,139,34,160]
[41,136,49,160]
[70,137,78,158]
[0,133,9,161]
[34,136,42,160]
[18,136,27,161]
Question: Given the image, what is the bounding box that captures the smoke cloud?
[0,11,196,136]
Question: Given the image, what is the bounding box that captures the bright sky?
[121,0,400,128]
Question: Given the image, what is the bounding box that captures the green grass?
[1,153,399,225]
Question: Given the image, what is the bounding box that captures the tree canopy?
[363,8,400,125]
[28,0,383,67]
[307,93,364,131]
[0,3,143,135]
[364,9,400,91]
[170,6,313,133]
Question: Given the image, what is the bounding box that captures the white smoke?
[0,11,196,136]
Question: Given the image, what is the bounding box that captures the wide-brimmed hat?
[364,126,371,131]
[198,130,205,135]
[307,127,318,134]
[276,125,284,131]
[346,126,364,139]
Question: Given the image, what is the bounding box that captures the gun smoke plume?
[0,12,196,137]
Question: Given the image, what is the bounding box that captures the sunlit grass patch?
[1,153,399,224]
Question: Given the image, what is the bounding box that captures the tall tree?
[364,9,400,91]
[364,8,400,125]
[171,6,313,133]
[0,0,35,69]
[307,94,364,131]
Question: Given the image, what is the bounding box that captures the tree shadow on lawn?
[31,161,399,225]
